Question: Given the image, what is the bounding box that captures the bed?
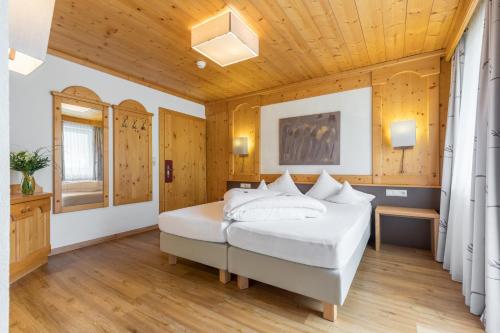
[227,200,371,321]
[158,198,372,321]
[158,201,232,283]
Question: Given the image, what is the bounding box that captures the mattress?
[226,201,372,269]
[158,201,230,243]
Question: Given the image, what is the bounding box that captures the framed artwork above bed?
[279,111,340,165]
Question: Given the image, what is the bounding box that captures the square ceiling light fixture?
[191,10,259,67]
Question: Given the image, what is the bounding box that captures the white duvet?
[223,188,326,222]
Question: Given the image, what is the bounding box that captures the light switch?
[386,189,407,197]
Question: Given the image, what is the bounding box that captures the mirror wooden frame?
[51,86,110,213]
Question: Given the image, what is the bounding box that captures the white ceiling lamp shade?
[191,10,259,67]
[8,0,55,75]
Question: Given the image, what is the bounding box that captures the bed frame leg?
[219,270,231,284]
[237,275,249,289]
[168,254,177,265]
[322,303,337,322]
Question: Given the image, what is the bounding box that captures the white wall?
[9,54,204,249]
[261,87,372,175]
[0,0,9,329]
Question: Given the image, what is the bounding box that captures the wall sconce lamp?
[233,137,249,173]
[233,137,249,157]
[390,120,416,174]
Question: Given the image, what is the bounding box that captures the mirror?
[52,87,109,213]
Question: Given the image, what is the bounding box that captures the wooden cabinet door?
[10,220,17,263]
[159,108,206,212]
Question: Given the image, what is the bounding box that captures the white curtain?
[475,0,500,330]
[62,121,96,181]
[438,1,500,331]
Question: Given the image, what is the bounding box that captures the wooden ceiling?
[49,0,461,103]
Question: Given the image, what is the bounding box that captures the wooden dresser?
[10,192,51,283]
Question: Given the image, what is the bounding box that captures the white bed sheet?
[158,201,230,243]
[226,201,371,269]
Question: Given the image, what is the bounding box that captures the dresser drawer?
[11,199,50,221]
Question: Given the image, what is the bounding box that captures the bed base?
[229,224,370,322]
[160,232,230,284]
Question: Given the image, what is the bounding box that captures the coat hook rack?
[121,116,128,128]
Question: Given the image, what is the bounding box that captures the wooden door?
[159,108,206,212]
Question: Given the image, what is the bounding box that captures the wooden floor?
[10,231,483,333]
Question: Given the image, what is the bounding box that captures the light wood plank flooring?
[10,231,483,332]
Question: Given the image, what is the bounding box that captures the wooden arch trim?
[51,86,110,107]
[112,99,153,116]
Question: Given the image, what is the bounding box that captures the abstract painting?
[279,112,340,165]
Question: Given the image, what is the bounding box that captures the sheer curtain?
[62,121,96,181]
[93,127,103,181]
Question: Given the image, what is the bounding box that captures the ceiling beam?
[47,48,205,104]
[444,0,480,61]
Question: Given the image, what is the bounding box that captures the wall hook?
[131,119,138,129]
[121,116,128,128]
[141,120,147,130]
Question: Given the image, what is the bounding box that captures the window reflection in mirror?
[52,87,109,214]
[61,103,104,208]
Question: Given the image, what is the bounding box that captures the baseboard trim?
[50,225,159,256]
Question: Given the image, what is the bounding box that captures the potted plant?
[10,148,50,195]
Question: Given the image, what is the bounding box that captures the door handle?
[165,160,173,183]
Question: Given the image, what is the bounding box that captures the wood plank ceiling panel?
[48,0,462,102]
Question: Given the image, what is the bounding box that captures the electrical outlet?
[240,183,252,189]
[386,189,407,197]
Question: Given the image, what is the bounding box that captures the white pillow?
[267,170,302,195]
[305,170,342,200]
[326,181,375,204]
[257,180,268,190]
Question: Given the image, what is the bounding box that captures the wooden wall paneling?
[439,58,452,178]
[210,50,443,106]
[228,96,261,182]
[193,116,207,206]
[261,73,371,106]
[206,102,229,202]
[113,100,153,206]
[372,56,441,186]
[261,174,373,185]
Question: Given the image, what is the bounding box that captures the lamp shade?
[233,137,248,156]
[8,0,55,75]
[390,120,416,148]
[192,10,259,67]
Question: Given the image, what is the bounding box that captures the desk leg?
[375,213,381,251]
[431,218,439,260]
